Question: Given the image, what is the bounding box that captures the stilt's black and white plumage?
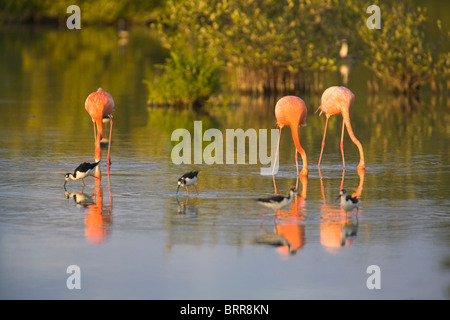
[257,188,297,210]
[64,161,100,187]
[338,189,359,212]
[177,171,199,195]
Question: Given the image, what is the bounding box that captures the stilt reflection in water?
[64,166,113,244]
[176,196,198,215]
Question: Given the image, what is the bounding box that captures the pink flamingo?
[272,96,308,193]
[316,86,365,170]
[85,88,115,166]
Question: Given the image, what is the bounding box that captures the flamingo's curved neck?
[342,111,365,168]
[290,124,307,171]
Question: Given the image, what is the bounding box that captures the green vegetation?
[144,51,222,108]
[357,2,450,94]
[1,0,448,107]
[149,0,449,106]
[151,0,340,99]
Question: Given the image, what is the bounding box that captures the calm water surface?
[0,27,449,300]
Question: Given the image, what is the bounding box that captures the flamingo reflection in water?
[65,167,113,244]
[319,168,364,252]
[254,175,307,256]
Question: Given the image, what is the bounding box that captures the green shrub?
[144,51,222,108]
[357,2,450,94]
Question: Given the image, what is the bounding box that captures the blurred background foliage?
[357,1,450,95]
[0,0,165,25]
[150,0,449,106]
[0,0,448,108]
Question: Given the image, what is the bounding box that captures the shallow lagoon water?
[0,26,449,300]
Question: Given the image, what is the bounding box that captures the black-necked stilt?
[338,189,359,212]
[257,188,297,210]
[64,161,100,187]
[177,171,199,195]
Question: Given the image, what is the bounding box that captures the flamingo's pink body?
[85,88,115,165]
[317,86,365,170]
[273,96,308,192]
